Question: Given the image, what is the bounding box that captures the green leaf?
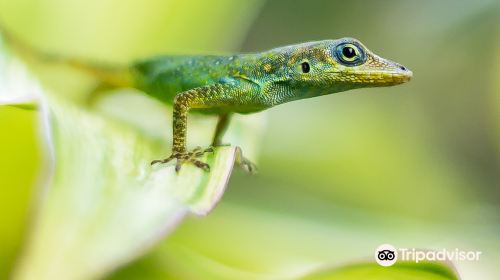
[0,29,41,280]
[13,97,242,280]
[0,108,41,279]
[0,58,247,280]
[299,260,459,280]
[0,6,265,278]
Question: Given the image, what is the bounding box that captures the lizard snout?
[390,62,412,83]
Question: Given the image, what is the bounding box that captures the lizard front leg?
[151,82,259,172]
[151,86,214,172]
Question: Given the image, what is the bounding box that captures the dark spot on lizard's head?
[301,61,310,73]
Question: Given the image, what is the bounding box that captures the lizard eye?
[334,43,365,66]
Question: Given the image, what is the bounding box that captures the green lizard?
[1,27,412,172]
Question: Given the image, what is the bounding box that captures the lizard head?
[281,38,412,95]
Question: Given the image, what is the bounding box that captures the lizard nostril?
[398,65,407,71]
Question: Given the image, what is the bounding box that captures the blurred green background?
[0,0,499,279]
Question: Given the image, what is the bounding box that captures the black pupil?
[342,46,356,58]
[301,62,310,73]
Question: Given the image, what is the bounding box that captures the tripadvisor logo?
[375,244,481,267]
[375,244,397,266]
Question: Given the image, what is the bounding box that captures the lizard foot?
[151,146,214,172]
[235,147,258,174]
[211,145,258,174]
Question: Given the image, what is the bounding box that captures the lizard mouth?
[326,60,412,86]
[327,68,412,87]
[352,68,412,86]
[350,56,413,86]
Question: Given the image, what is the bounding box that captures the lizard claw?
[239,157,258,174]
[235,147,258,174]
[152,146,214,172]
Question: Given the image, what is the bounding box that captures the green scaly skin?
[0,28,412,172]
[132,38,412,172]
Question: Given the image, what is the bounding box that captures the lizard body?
[0,28,412,172]
[130,38,412,171]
